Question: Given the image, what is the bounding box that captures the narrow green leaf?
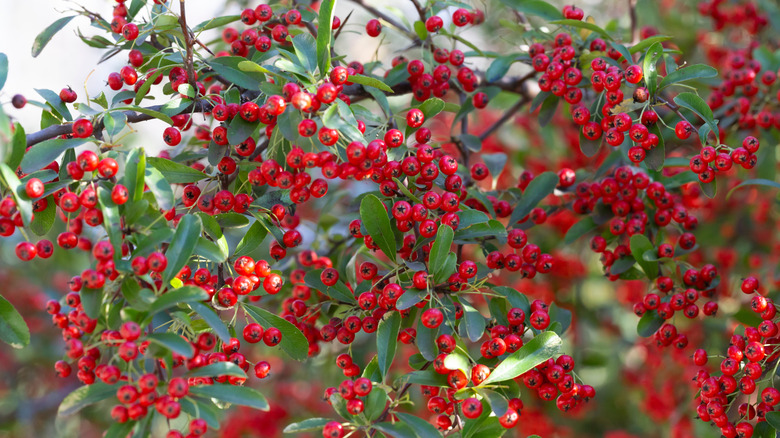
[0,53,7,91]
[32,16,75,57]
[500,0,563,20]
[283,418,333,434]
[243,304,309,361]
[6,123,26,171]
[147,332,194,358]
[124,148,146,202]
[291,32,318,72]
[113,105,173,125]
[57,382,116,416]
[642,42,664,98]
[147,157,207,184]
[190,301,230,343]
[637,311,663,337]
[659,64,718,90]
[348,74,394,93]
[461,300,486,342]
[304,270,356,303]
[395,413,442,438]
[429,225,454,279]
[727,178,780,199]
[193,15,240,32]
[316,0,337,74]
[628,35,672,54]
[377,311,401,380]
[481,331,562,385]
[485,54,517,83]
[508,171,558,226]
[0,163,33,225]
[97,187,123,260]
[550,19,612,40]
[0,295,30,348]
[162,214,202,283]
[186,361,247,378]
[148,286,209,316]
[673,92,718,143]
[699,178,717,199]
[645,124,665,170]
[144,165,174,211]
[234,221,267,258]
[21,137,89,173]
[563,216,598,245]
[630,234,658,279]
[190,384,269,411]
[359,194,397,262]
[134,70,164,105]
[29,195,56,236]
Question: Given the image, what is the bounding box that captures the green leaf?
[80,287,102,319]
[32,16,75,57]
[416,315,438,361]
[396,288,428,311]
[103,111,127,137]
[550,19,612,40]
[461,300,486,342]
[414,20,428,40]
[243,304,309,361]
[148,286,209,317]
[453,220,508,244]
[210,57,265,90]
[373,422,416,438]
[628,35,672,54]
[699,178,717,199]
[304,270,356,303]
[480,389,509,417]
[144,165,174,211]
[642,42,664,98]
[508,171,558,227]
[189,384,269,411]
[579,131,602,157]
[29,195,56,236]
[419,97,445,121]
[147,157,207,184]
[537,94,558,127]
[377,311,401,380]
[637,311,663,337]
[630,234,658,279]
[193,15,240,32]
[0,53,7,91]
[727,178,780,199]
[395,413,442,438]
[399,369,448,387]
[57,382,116,416]
[0,295,30,348]
[348,74,394,93]
[360,194,397,262]
[6,123,26,171]
[147,332,194,358]
[764,411,780,431]
[485,54,517,83]
[563,217,598,245]
[673,92,719,143]
[645,124,665,171]
[162,214,202,283]
[21,137,89,173]
[124,149,146,202]
[659,64,718,90]
[283,418,333,434]
[186,361,246,378]
[443,353,470,376]
[316,0,337,75]
[501,0,563,20]
[104,422,135,438]
[234,221,268,258]
[113,105,174,125]
[364,387,389,421]
[0,163,33,225]
[190,302,230,343]
[429,225,454,280]
[97,187,123,260]
[481,331,562,385]
[227,115,259,145]
[291,32,317,72]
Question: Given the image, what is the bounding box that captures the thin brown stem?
[177,0,197,91]
[351,0,420,43]
[628,0,639,45]
[478,95,531,141]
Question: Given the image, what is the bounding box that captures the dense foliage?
[1,0,780,437]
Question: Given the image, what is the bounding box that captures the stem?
[177,0,198,92]
[628,0,639,45]
[478,95,531,141]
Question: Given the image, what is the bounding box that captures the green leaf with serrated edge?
[193,15,240,32]
[0,163,33,225]
[727,178,780,199]
[283,418,333,434]
[642,42,664,98]
[32,16,75,57]
[480,331,562,385]
[628,35,672,54]
[0,295,30,348]
[563,216,598,245]
[148,286,209,316]
[29,195,55,236]
[304,270,356,303]
[186,361,246,378]
[124,148,145,202]
[500,0,563,20]
[21,137,89,173]
[147,157,207,184]
[508,171,558,227]
[234,221,268,258]
[461,300,486,342]
[144,165,174,210]
[359,194,397,262]
[190,384,269,411]
[162,214,202,283]
[147,332,194,357]
[0,53,7,91]
[316,0,337,75]
[377,311,401,380]
[699,178,717,199]
[429,225,454,280]
[630,234,658,279]
[550,19,612,40]
[243,304,309,361]
[637,311,663,337]
[659,64,718,90]
[348,74,394,93]
[57,382,116,416]
[673,92,719,143]
[395,413,442,438]
[190,301,230,343]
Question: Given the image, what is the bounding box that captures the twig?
[350,0,420,43]
[628,0,639,45]
[177,0,198,91]
[478,95,531,141]
[410,0,427,23]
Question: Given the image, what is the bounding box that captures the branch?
[177,0,197,90]
[628,0,639,45]
[478,95,531,141]
[25,100,213,147]
[351,0,421,43]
